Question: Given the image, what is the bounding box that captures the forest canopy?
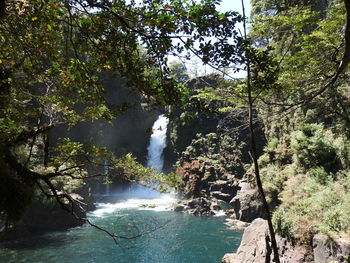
[2,1,350,260]
[0,0,244,225]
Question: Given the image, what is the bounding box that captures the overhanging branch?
[262,0,350,109]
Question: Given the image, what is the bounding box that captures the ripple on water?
[0,197,242,263]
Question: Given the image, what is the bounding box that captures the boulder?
[173,197,222,216]
[173,204,185,212]
[211,191,233,203]
[222,253,237,263]
[224,209,236,216]
[222,218,307,263]
[188,197,215,216]
[224,218,250,231]
[209,180,236,193]
[313,234,350,263]
[209,179,238,202]
[230,180,265,222]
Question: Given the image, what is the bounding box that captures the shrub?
[320,204,350,234]
[273,207,294,238]
[273,174,350,241]
[307,166,334,185]
[260,163,296,203]
[291,124,341,173]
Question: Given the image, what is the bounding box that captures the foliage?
[247,0,350,246]
[259,115,350,239]
[109,153,185,192]
[251,0,348,105]
[0,0,246,224]
[179,132,246,178]
[169,62,190,83]
[272,173,350,242]
[290,123,342,173]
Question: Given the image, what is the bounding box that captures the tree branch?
[4,149,166,247]
[262,0,350,110]
[241,0,281,261]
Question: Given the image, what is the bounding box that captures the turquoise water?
[0,188,242,263]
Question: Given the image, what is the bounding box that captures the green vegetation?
[1,0,350,259]
[260,123,350,241]
[249,0,350,247]
[0,0,241,227]
[168,0,350,254]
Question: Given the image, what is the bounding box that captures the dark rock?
[0,196,86,242]
[211,191,233,203]
[224,209,236,216]
[192,207,215,216]
[173,204,185,212]
[188,197,209,208]
[173,197,221,216]
[0,182,96,243]
[230,180,265,222]
[209,180,237,195]
[212,204,221,211]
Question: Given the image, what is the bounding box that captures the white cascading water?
[146,114,169,172]
[91,114,176,216]
[104,160,110,195]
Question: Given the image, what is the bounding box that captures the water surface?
[0,187,242,263]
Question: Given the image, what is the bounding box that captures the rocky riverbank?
[222,218,350,263]
[166,75,350,262]
[173,197,222,216]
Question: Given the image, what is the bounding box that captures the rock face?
[51,75,159,165]
[209,180,238,203]
[230,180,266,222]
[0,184,95,242]
[176,160,210,198]
[165,74,224,163]
[216,108,266,164]
[313,234,350,263]
[223,218,273,263]
[222,218,308,263]
[0,197,86,242]
[223,219,350,263]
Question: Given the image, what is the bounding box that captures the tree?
[169,61,190,83]
[193,0,350,261]
[0,0,242,241]
[251,0,350,109]
[247,0,350,257]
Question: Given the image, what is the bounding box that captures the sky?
[182,0,252,78]
[217,0,251,15]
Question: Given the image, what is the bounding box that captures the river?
[0,185,242,263]
[0,114,242,262]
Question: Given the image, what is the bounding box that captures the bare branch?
[241,0,281,261]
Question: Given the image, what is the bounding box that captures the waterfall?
[104,160,110,195]
[147,114,169,172]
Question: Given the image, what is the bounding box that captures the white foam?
[90,194,177,217]
[214,210,226,217]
